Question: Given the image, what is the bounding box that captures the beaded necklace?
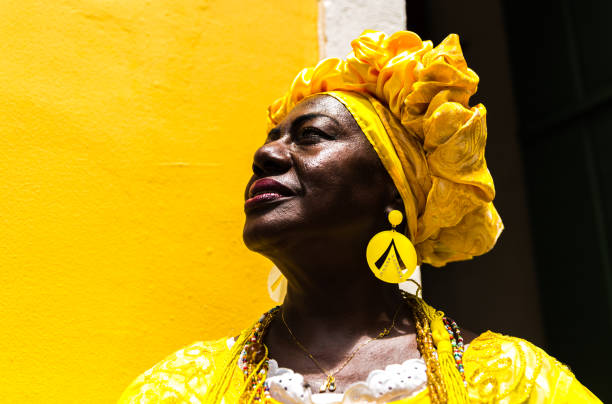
[237,306,280,402]
[443,316,466,384]
[237,295,467,404]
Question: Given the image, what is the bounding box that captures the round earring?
[366,210,417,284]
[267,265,287,304]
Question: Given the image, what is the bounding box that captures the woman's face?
[243,94,397,257]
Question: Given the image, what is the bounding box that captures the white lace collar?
[265,357,428,404]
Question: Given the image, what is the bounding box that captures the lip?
[245,178,295,212]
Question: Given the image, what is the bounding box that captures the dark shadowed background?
[407,0,612,400]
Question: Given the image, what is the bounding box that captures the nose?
[252,138,292,177]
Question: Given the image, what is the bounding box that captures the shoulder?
[118,337,235,403]
[463,331,601,403]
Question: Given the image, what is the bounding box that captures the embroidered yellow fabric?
[268,30,503,267]
[118,331,601,403]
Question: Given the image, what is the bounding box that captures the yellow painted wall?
[0,1,318,402]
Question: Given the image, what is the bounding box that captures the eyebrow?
[290,112,340,130]
[268,112,340,138]
[266,112,340,140]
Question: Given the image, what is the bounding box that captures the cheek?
[298,143,389,210]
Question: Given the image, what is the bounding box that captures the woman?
[119,31,601,403]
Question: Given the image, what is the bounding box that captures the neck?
[283,278,401,319]
[274,262,405,340]
[262,230,410,343]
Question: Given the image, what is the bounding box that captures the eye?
[296,126,329,144]
[265,128,281,143]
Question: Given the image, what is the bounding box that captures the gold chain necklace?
[280,303,404,393]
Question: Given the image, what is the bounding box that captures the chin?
[242,209,299,254]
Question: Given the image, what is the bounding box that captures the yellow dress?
[118,330,600,403]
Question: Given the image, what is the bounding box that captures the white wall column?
[318,0,407,58]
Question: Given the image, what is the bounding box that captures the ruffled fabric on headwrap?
[268,30,503,267]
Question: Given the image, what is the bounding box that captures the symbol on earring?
[366,210,417,284]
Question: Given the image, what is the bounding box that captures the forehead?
[282,94,355,126]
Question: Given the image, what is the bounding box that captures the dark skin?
[243,94,474,394]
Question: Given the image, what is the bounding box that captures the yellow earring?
[267,265,287,304]
[366,210,417,284]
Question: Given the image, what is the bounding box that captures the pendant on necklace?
[319,376,336,393]
[328,376,336,392]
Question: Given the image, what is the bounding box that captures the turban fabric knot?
[267,30,503,267]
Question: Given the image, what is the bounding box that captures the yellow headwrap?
[268,30,503,267]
